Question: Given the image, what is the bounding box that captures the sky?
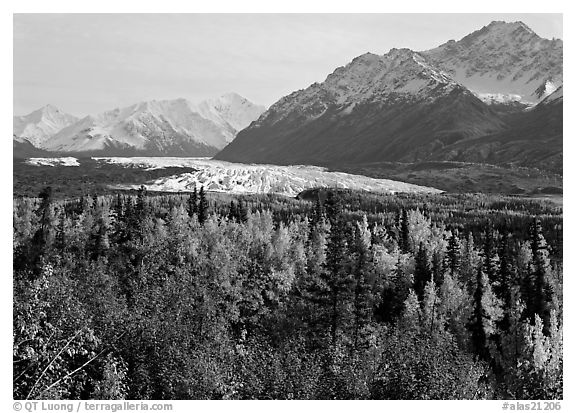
[13,13,563,117]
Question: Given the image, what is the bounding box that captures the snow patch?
[26,157,80,167]
[475,92,524,105]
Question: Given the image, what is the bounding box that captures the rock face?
[13,105,78,147]
[14,94,265,157]
[436,86,563,173]
[215,21,562,172]
[215,49,506,165]
[422,21,563,104]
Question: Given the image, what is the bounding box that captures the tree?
[468,267,503,361]
[237,200,249,223]
[321,192,353,347]
[198,186,208,224]
[399,208,410,253]
[482,226,500,287]
[350,216,378,350]
[445,230,461,278]
[528,218,553,333]
[469,268,489,360]
[188,186,198,217]
[228,201,238,221]
[413,243,431,301]
[497,232,516,330]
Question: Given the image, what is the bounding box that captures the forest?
[13,186,563,400]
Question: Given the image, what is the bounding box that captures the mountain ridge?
[14,94,266,157]
[215,21,562,173]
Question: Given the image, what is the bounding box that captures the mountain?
[16,94,265,157]
[13,105,78,147]
[216,21,562,172]
[13,137,55,159]
[198,92,267,132]
[435,85,563,173]
[422,21,562,104]
[215,48,505,165]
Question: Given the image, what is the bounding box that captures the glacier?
[94,157,442,197]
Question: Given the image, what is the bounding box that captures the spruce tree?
[399,208,410,253]
[322,192,353,347]
[431,251,444,288]
[497,232,515,330]
[188,186,198,217]
[529,218,553,332]
[198,186,208,224]
[228,200,238,221]
[413,243,431,301]
[482,226,500,286]
[237,200,248,223]
[445,230,461,277]
[469,267,489,360]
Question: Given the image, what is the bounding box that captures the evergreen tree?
[413,243,431,301]
[322,192,352,347]
[311,196,325,228]
[445,230,461,277]
[350,216,377,350]
[460,231,481,292]
[377,256,409,323]
[324,191,342,226]
[198,186,208,224]
[469,267,503,361]
[431,251,444,288]
[113,194,124,223]
[399,208,410,253]
[188,187,198,217]
[237,200,248,223]
[228,200,238,221]
[528,218,553,332]
[136,185,148,219]
[497,232,516,330]
[469,267,489,360]
[482,226,500,286]
[29,187,58,273]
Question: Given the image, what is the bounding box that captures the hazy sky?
[13,13,562,116]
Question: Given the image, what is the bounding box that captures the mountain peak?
[41,104,61,113]
[423,20,562,103]
[219,92,245,101]
[13,105,78,147]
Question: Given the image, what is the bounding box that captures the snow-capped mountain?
[13,105,78,147]
[422,21,563,104]
[15,94,265,157]
[216,48,505,165]
[539,85,563,105]
[198,92,266,133]
[256,49,461,127]
[216,21,562,171]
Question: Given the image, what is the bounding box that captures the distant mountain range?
[215,21,563,173]
[14,21,562,175]
[13,93,265,157]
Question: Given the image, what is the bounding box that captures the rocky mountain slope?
[422,21,562,104]
[215,48,506,165]
[216,21,562,172]
[14,93,265,157]
[436,85,563,173]
[13,104,78,147]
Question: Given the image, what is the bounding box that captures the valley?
[14,156,561,200]
[14,157,441,198]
